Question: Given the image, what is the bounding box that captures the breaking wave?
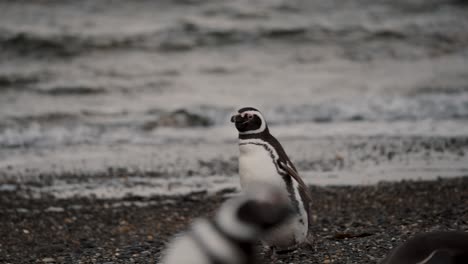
[196,92,468,125]
[1,93,467,148]
[266,93,468,124]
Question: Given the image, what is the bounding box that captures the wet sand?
[1,177,466,263]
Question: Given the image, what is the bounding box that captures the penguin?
[380,231,468,264]
[160,184,292,264]
[230,107,312,251]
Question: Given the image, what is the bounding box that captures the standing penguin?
[230,107,312,251]
[161,184,292,264]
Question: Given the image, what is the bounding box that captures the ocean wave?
[141,109,213,130]
[0,72,42,90]
[189,93,468,125]
[0,109,214,147]
[0,30,86,57]
[3,93,468,128]
[0,124,99,148]
[266,93,468,124]
[1,18,465,59]
[412,86,468,95]
[35,85,107,96]
[2,112,81,127]
[0,28,152,57]
[1,93,467,148]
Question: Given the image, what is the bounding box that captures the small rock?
[16,208,29,213]
[0,184,17,191]
[23,229,30,234]
[45,206,65,213]
[42,257,55,263]
[69,205,82,210]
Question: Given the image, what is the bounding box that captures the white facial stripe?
[216,198,261,241]
[238,110,267,135]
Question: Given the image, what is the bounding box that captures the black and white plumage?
[380,231,468,264]
[230,107,312,250]
[161,185,292,264]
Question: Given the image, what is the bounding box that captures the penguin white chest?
[238,143,284,188]
[238,142,309,248]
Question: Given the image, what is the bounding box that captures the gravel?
[0,177,467,263]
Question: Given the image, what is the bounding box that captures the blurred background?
[0,0,467,198]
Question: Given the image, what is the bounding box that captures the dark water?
[1,0,468,197]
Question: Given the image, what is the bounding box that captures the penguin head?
[216,184,292,241]
[230,107,268,134]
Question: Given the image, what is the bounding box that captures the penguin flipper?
[278,161,313,226]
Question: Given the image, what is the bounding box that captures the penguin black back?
[380,231,468,264]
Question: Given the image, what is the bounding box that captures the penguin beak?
[230,114,242,123]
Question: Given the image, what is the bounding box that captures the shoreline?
[1,176,467,263]
[1,133,467,200]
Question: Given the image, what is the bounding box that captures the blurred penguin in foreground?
[161,184,292,264]
[380,231,468,264]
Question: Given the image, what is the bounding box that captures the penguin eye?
[247,114,253,119]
